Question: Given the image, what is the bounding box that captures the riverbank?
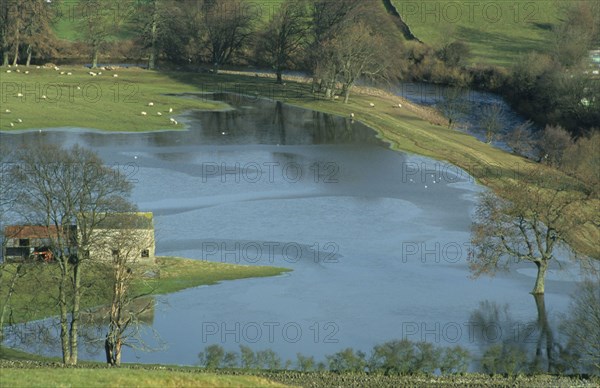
[1,360,598,388]
[0,256,290,325]
[2,66,597,258]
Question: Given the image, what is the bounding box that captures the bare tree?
[90,213,156,366]
[257,0,310,83]
[308,0,361,92]
[8,144,133,365]
[202,0,254,74]
[537,124,573,167]
[78,0,130,68]
[469,167,591,295]
[328,22,392,103]
[480,103,504,144]
[505,120,536,157]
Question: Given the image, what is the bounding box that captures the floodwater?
[0,93,590,369]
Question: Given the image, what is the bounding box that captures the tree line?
[0,0,404,104]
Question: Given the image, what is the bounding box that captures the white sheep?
[369,103,375,107]
[17,118,22,123]
[141,111,147,116]
[24,71,29,74]
[17,93,23,97]
[113,74,118,78]
[67,72,72,76]
[9,122,14,127]
[148,102,154,106]
[5,70,10,73]
[350,113,355,119]
[157,112,162,116]
[4,109,10,113]
[41,95,47,99]
[168,108,173,113]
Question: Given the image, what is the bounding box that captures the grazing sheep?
[141,111,147,116]
[24,71,29,74]
[4,109,10,113]
[5,70,10,73]
[54,66,60,71]
[76,86,81,90]
[36,66,41,69]
[173,120,178,125]
[169,118,176,122]
[41,95,47,99]
[17,118,22,123]
[168,108,173,113]
[60,71,65,75]
[369,103,375,107]
[334,95,339,100]
[15,69,20,73]
[148,102,154,106]
[113,74,118,78]
[398,103,402,108]
[98,72,102,75]
[9,123,14,127]
[157,112,162,116]
[17,93,23,97]
[67,72,72,75]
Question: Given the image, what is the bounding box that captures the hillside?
[391,0,562,67]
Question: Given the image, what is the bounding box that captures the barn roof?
[94,212,154,230]
[4,225,61,239]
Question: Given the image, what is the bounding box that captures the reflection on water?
[470,279,600,375]
[0,93,589,372]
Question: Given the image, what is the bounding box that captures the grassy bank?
[0,256,290,325]
[0,66,224,131]
[0,364,290,388]
[392,0,561,67]
[2,360,598,388]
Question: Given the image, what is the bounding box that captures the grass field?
[0,66,225,131]
[0,366,291,388]
[392,0,563,67]
[0,256,290,325]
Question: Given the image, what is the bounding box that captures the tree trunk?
[58,270,71,364]
[92,46,98,68]
[532,260,548,295]
[68,263,82,365]
[276,69,282,83]
[2,51,9,66]
[0,264,22,340]
[25,45,31,67]
[343,86,351,104]
[148,0,158,70]
[12,40,19,66]
[212,62,219,75]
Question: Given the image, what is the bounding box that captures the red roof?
[4,225,61,239]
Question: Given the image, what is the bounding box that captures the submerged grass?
[0,256,289,325]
